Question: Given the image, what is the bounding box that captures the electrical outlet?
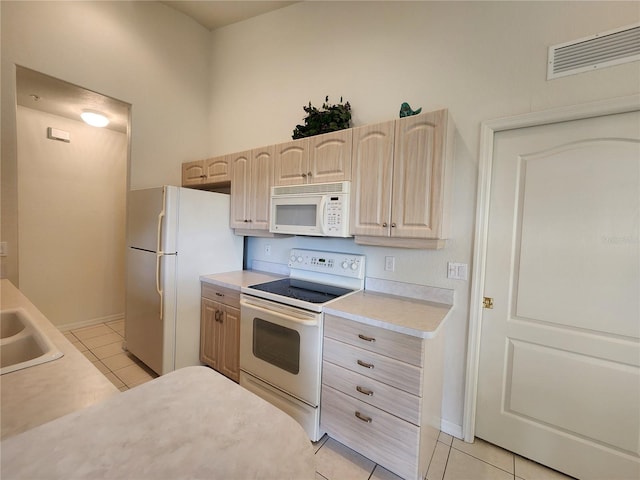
[447,262,468,280]
[385,256,395,272]
[264,244,271,256]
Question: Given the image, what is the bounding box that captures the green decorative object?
[292,96,352,139]
[399,102,422,118]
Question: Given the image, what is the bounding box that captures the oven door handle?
[241,299,319,326]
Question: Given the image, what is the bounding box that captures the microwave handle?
[319,195,327,235]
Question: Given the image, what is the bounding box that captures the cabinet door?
[219,305,240,383]
[392,110,447,238]
[200,298,221,369]
[182,160,205,187]
[250,146,275,231]
[308,129,352,183]
[229,151,251,228]
[203,156,231,184]
[350,121,394,236]
[274,138,309,185]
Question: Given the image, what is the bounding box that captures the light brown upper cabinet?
[229,146,275,233]
[351,110,454,249]
[182,156,231,187]
[274,129,352,186]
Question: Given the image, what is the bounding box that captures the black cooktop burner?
[248,278,354,304]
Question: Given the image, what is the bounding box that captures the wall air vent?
[547,23,640,80]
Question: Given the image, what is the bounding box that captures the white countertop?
[200,269,285,290]
[324,290,451,338]
[200,271,452,339]
[1,366,316,480]
[0,280,119,439]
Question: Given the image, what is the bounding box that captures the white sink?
[0,309,64,375]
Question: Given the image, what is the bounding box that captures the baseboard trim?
[441,419,463,440]
[57,313,124,332]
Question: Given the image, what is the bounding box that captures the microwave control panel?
[288,249,365,279]
[325,196,347,235]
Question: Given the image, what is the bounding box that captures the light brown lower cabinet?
[200,283,240,383]
[320,314,445,480]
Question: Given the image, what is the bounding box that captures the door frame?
[462,93,640,442]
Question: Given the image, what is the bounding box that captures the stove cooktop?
[247,278,355,304]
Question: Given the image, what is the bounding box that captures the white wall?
[1,0,212,284]
[17,106,127,328]
[207,1,640,436]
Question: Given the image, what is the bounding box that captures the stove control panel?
[288,249,365,279]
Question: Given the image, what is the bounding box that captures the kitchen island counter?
[0,280,119,439]
[1,366,316,480]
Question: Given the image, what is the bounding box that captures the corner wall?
[1,0,212,284]
[207,1,640,435]
[17,107,127,328]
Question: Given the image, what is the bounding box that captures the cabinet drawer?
[324,314,423,366]
[322,361,420,425]
[321,385,419,480]
[323,337,422,396]
[201,283,240,307]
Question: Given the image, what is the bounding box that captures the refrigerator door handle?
[155,189,166,320]
[156,252,164,320]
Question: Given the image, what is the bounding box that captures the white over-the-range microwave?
[269,181,351,237]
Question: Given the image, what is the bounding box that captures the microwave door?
[270,196,322,235]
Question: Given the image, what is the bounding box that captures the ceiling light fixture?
[81,110,109,128]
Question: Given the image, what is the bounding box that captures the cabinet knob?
[391,223,396,228]
[382,222,388,228]
[307,171,312,177]
[200,174,207,179]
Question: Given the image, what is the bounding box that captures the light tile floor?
[64,320,157,391]
[313,433,576,480]
[65,322,575,480]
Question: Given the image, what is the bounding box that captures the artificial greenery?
[292,96,352,139]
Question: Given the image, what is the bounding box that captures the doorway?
[465,96,640,480]
[15,66,131,330]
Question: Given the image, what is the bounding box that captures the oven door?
[240,295,322,406]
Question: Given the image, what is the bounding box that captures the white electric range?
[239,248,366,440]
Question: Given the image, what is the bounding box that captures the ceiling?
[16,66,130,134]
[16,2,297,134]
[161,1,298,30]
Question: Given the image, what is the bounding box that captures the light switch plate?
[385,256,395,272]
[447,262,468,280]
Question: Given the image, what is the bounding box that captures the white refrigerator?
[125,186,243,375]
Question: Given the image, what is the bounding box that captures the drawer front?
[322,361,421,425]
[201,283,240,308]
[321,385,420,480]
[324,314,423,366]
[323,337,422,396]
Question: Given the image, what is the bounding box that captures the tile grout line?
[449,443,515,477]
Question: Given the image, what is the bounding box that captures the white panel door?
[476,111,640,480]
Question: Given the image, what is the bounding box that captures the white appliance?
[125,186,243,376]
[240,249,365,441]
[269,181,351,237]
